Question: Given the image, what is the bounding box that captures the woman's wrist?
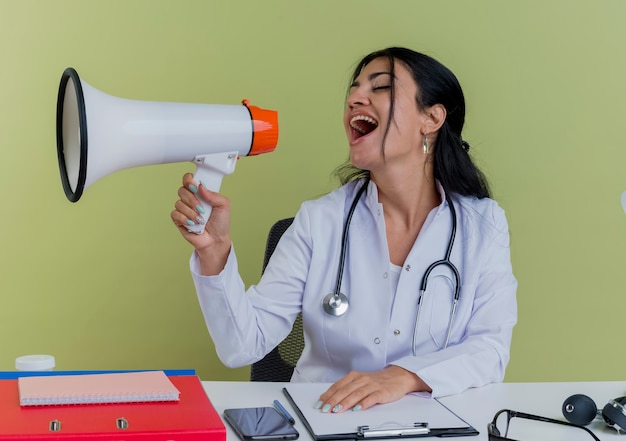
[196,240,231,276]
[386,365,432,394]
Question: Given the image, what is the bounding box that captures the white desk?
[202,381,626,440]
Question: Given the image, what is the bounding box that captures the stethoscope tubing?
[332,178,370,296]
[412,195,460,354]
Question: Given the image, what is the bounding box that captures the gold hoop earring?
[423,134,429,155]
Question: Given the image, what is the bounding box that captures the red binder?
[0,374,226,441]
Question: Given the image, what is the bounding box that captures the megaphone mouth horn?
[56,67,88,202]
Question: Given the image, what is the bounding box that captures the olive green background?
[1,1,624,383]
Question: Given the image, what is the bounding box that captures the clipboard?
[282,384,478,439]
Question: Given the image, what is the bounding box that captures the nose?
[346,86,369,108]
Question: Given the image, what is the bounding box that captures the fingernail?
[332,404,343,413]
[195,216,205,225]
[195,205,206,214]
[186,219,195,226]
[314,400,323,410]
[188,184,198,194]
[352,404,362,411]
[321,404,331,413]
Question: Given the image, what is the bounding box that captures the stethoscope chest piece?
[322,292,349,316]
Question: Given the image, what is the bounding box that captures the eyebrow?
[368,71,391,80]
[352,71,392,86]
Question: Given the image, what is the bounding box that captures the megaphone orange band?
[242,99,279,156]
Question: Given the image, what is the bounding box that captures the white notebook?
[17,370,180,406]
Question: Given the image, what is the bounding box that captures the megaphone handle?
[186,152,239,234]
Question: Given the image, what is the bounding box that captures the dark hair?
[334,47,491,199]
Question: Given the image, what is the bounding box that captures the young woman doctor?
[171,47,518,413]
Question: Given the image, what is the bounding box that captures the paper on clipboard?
[282,383,477,439]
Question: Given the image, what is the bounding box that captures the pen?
[273,399,296,425]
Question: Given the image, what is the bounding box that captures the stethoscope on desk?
[322,178,461,353]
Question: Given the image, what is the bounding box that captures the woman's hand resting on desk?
[315,365,432,413]
[170,173,232,276]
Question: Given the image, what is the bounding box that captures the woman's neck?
[372,169,441,266]
[372,169,440,227]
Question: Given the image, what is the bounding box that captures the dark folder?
[283,384,478,439]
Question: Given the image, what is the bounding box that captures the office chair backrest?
[250,217,305,382]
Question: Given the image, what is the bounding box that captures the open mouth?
[350,115,378,139]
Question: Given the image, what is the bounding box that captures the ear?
[422,104,446,134]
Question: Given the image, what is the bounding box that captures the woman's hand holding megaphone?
[171,173,232,276]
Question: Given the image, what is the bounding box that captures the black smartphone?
[223,407,299,441]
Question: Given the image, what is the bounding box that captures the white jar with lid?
[15,355,55,371]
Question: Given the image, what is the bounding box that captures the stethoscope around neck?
[322,178,461,353]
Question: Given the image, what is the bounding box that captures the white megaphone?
[56,67,278,234]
